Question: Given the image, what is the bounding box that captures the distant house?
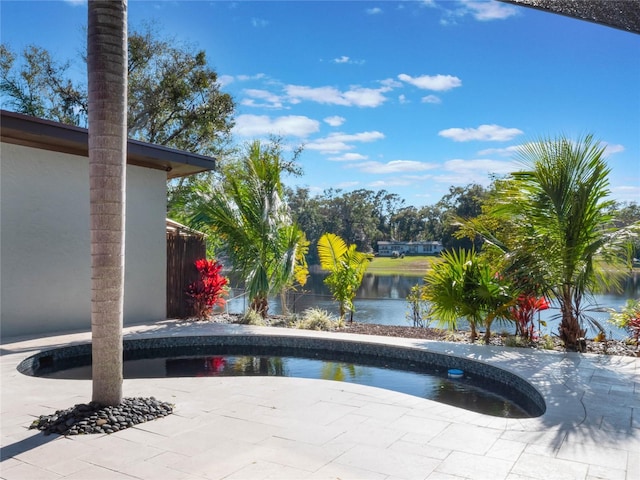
[377,240,444,257]
[0,110,216,338]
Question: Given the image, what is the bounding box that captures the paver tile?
[435,451,513,480]
[429,423,501,455]
[511,452,589,480]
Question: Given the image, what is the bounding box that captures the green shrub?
[504,335,529,348]
[238,309,267,326]
[538,334,556,350]
[297,308,341,331]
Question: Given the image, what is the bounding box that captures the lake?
[225,271,639,340]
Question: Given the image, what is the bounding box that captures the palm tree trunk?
[559,293,585,351]
[469,322,477,343]
[88,0,127,406]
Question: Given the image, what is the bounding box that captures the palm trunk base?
[559,320,586,352]
[250,297,269,318]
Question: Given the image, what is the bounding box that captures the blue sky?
[2,0,639,207]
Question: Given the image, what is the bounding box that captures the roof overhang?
[498,0,640,34]
[0,110,217,178]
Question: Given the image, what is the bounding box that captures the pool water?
[39,352,530,418]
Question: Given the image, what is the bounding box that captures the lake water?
[225,271,639,340]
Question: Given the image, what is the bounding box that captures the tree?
[1,27,234,156]
[609,201,640,263]
[491,134,636,350]
[191,141,307,317]
[436,184,488,250]
[127,26,234,156]
[87,0,127,406]
[423,249,515,344]
[0,44,86,125]
[317,233,373,322]
[391,206,424,241]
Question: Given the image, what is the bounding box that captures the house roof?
[0,110,216,179]
[499,0,640,34]
[166,218,207,238]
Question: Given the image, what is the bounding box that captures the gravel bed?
[29,397,173,436]
[214,313,639,357]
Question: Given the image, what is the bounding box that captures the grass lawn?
[366,255,441,276]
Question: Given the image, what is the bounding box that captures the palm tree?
[87,0,127,406]
[423,248,514,344]
[192,141,307,316]
[493,134,630,350]
[317,233,373,322]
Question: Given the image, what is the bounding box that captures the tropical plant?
[423,249,515,344]
[488,134,637,350]
[406,284,431,328]
[191,140,307,317]
[280,232,310,316]
[608,299,640,346]
[185,259,229,320]
[317,233,373,322]
[87,0,127,406]
[509,294,550,341]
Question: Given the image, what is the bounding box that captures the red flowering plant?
[185,259,229,320]
[509,294,550,341]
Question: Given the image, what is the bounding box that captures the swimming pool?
[18,334,546,419]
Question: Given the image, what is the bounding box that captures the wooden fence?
[166,232,206,318]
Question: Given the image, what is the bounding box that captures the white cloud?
[399,94,408,104]
[445,158,517,175]
[343,87,389,107]
[477,145,523,156]
[610,184,640,203]
[218,74,234,87]
[234,114,320,138]
[461,0,518,21]
[241,89,285,108]
[219,73,266,86]
[398,73,462,92]
[251,17,269,27]
[350,160,437,174]
[432,158,518,185]
[236,73,267,81]
[328,153,368,162]
[63,0,85,5]
[369,178,415,188]
[305,131,385,154]
[439,124,524,142]
[380,78,403,89]
[367,7,382,15]
[332,55,364,65]
[421,95,441,104]
[286,84,389,107]
[604,143,625,155]
[324,116,346,127]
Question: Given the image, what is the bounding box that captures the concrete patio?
[1,321,638,480]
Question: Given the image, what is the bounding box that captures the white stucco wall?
[1,142,166,339]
